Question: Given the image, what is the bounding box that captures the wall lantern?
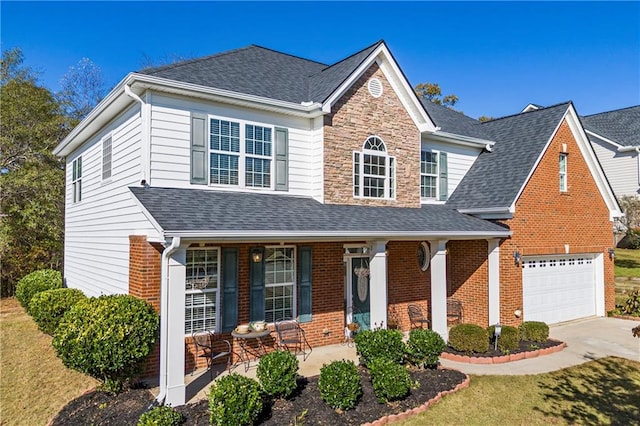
[513,251,522,266]
[252,250,263,263]
[608,248,615,260]
[493,323,502,351]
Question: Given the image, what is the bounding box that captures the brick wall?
[497,119,615,325]
[323,63,421,207]
[447,240,489,326]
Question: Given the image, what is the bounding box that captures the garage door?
[522,255,596,324]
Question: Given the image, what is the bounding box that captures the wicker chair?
[408,304,431,329]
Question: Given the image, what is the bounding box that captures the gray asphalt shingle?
[130,187,509,236]
[581,106,640,147]
[421,100,494,140]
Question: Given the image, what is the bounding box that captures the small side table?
[231,329,272,371]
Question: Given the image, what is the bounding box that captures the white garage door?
[522,255,596,324]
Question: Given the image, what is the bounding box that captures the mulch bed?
[51,366,467,425]
[444,338,563,358]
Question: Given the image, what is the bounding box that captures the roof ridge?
[583,104,640,117]
[423,100,482,124]
[248,44,328,67]
[480,101,572,124]
[308,40,384,77]
[140,45,256,74]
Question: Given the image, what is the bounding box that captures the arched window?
[353,136,395,199]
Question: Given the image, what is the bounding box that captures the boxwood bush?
[487,325,519,352]
[368,357,413,403]
[448,324,489,353]
[137,405,183,426]
[256,350,299,398]
[15,269,62,313]
[209,373,263,426]
[318,360,362,410]
[353,328,405,365]
[52,294,159,393]
[518,321,549,343]
[406,328,446,368]
[29,288,86,335]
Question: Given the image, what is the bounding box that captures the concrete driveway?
[440,316,640,375]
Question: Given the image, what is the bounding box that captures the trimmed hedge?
[354,328,405,365]
[318,360,362,410]
[137,405,183,426]
[52,295,159,393]
[15,269,62,313]
[368,357,413,403]
[448,324,489,353]
[209,373,263,426]
[487,325,519,352]
[29,288,87,335]
[256,350,299,398]
[406,328,446,368]
[518,321,549,343]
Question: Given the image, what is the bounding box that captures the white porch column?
[488,239,501,326]
[429,240,448,341]
[368,240,388,329]
[165,247,187,406]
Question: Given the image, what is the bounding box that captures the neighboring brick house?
[53,41,622,406]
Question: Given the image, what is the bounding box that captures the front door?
[348,257,371,330]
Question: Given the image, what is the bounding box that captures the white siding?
[148,93,321,198]
[64,105,158,297]
[420,138,483,203]
[590,136,639,197]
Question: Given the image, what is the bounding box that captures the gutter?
[427,130,495,151]
[155,236,181,405]
[124,85,150,183]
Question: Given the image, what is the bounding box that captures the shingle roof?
[446,103,571,210]
[581,105,640,147]
[140,42,382,104]
[421,100,493,140]
[130,187,510,237]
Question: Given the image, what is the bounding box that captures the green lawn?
[615,248,640,278]
[401,357,640,425]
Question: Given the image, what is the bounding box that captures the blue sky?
[2,1,639,119]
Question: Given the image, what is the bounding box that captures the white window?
[72,157,82,203]
[420,151,438,199]
[559,153,567,192]
[264,247,295,323]
[185,248,220,334]
[353,136,395,199]
[102,136,112,180]
[209,118,273,188]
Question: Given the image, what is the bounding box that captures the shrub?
[354,328,405,365]
[368,357,412,403]
[137,405,184,426]
[619,290,640,316]
[625,229,640,249]
[15,269,62,313]
[448,324,489,353]
[256,350,299,398]
[52,294,159,393]
[208,373,263,426]
[487,325,519,352]
[318,360,362,410]
[406,328,446,368]
[29,288,86,335]
[518,321,549,343]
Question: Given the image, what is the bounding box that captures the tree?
[414,82,459,109]
[478,115,495,122]
[57,57,106,122]
[0,48,67,296]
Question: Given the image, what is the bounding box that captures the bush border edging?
[439,339,566,364]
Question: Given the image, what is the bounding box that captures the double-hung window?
[420,151,438,199]
[559,153,568,192]
[353,136,395,199]
[185,248,220,334]
[209,118,273,188]
[264,247,295,323]
[72,157,82,203]
[102,136,112,180]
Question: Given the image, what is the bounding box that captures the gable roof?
[446,103,571,211]
[581,105,640,147]
[130,187,511,240]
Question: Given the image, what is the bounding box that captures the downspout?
[124,84,150,184]
[155,236,181,405]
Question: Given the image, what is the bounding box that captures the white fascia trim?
[163,230,512,241]
[584,129,624,150]
[321,44,435,132]
[457,207,514,220]
[427,130,495,150]
[618,145,640,153]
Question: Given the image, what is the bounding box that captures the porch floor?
[183,342,359,404]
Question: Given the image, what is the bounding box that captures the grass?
[0,297,98,426]
[401,356,640,425]
[615,248,640,278]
